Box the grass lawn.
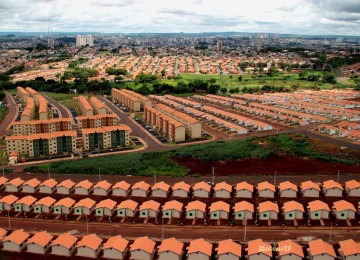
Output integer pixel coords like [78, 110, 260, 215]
[0, 106, 9, 122]
[43, 92, 89, 101]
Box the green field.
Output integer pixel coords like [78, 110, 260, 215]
[0, 106, 9, 122]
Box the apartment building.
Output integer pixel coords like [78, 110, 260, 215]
[89, 96, 109, 115]
[156, 104, 201, 139]
[21, 97, 35, 121]
[6, 131, 77, 157]
[77, 114, 119, 130]
[77, 96, 94, 116]
[144, 105, 185, 142]
[37, 94, 48, 120]
[13, 118, 72, 135]
[17, 86, 29, 102]
[111, 88, 151, 112]
[82, 125, 131, 151]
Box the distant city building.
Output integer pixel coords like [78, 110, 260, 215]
[217, 40, 222, 52]
[76, 35, 94, 47]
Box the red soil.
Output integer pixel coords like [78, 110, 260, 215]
[174, 155, 360, 176]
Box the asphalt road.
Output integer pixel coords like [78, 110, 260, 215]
[41, 93, 71, 119]
[98, 95, 165, 151]
[0, 91, 18, 137]
[0, 217, 358, 242]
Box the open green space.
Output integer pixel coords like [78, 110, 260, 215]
[23, 134, 360, 176]
[0, 106, 9, 122]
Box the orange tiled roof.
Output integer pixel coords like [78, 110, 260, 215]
[193, 181, 211, 192]
[338, 239, 360, 257]
[186, 200, 206, 212]
[139, 200, 160, 211]
[102, 235, 129, 252]
[0, 194, 18, 205]
[132, 181, 150, 191]
[162, 200, 183, 212]
[0, 176, 8, 186]
[308, 200, 330, 212]
[158, 237, 183, 255]
[258, 201, 279, 213]
[345, 180, 360, 190]
[247, 239, 272, 257]
[130, 236, 155, 254]
[323, 179, 344, 190]
[117, 199, 138, 211]
[308, 239, 336, 257]
[34, 196, 56, 207]
[152, 181, 170, 192]
[0, 228, 7, 240]
[40, 179, 58, 189]
[26, 231, 53, 247]
[172, 181, 191, 192]
[76, 234, 102, 250]
[3, 229, 30, 245]
[187, 238, 212, 256]
[51, 233, 77, 249]
[301, 180, 321, 191]
[54, 197, 76, 208]
[217, 239, 241, 257]
[283, 200, 304, 213]
[214, 182, 232, 192]
[94, 180, 112, 190]
[74, 198, 96, 209]
[8, 177, 24, 187]
[235, 182, 254, 192]
[333, 200, 356, 212]
[279, 181, 298, 192]
[258, 181, 276, 192]
[95, 199, 117, 210]
[278, 240, 304, 257]
[57, 179, 75, 189]
[75, 180, 93, 190]
[23, 178, 41, 188]
[234, 201, 254, 213]
[16, 195, 37, 206]
[112, 181, 131, 190]
[209, 201, 230, 213]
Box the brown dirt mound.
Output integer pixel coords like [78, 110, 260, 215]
[174, 155, 360, 176]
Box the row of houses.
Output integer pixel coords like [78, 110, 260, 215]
[1, 229, 359, 260]
[316, 123, 360, 142]
[2, 178, 360, 199]
[111, 88, 151, 112]
[1, 192, 357, 225]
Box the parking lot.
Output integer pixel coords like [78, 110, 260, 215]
[134, 117, 168, 143]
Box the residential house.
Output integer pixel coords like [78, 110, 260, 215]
[26, 231, 53, 255]
[131, 181, 150, 197]
[53, 197, 76, 215]
[158, 237, 184, 260]
[332, 200, 356, 220]
[73, 198, 96, 216]
[2, 229, 30, 252]
[129, 236, 156, 260]
[162, 200, 183, 219]
[235, 182, 253, 198]
[151, 181, 171, 198]
[0, 176, 8, 191]
[39, 179, 58, 194]
[0, 194, 18, 211]
[345, 180, 360, 197]
[301, 181, 321, 197]
[95, 199, 117, 217]
[14, 195, 37, 213]
[112, 181, 131, 197]
[186, 200, 207, 220]
[247, 239, 272, 260]
[116, 199, 138, 218]
[233, 201, 254, 220]
[33, 196, 56, 214]
[282, 201, 305, 220]
[307, 200, 331, 220]
[22, 178, 41, 193]
[257, 181, 276, 198]
[93, 180, 112, 196]
[308, 239, 336, 260]
[217, 239, 242, 260]
[193, 181, 212, 198]
[279, 181, 298, 198]
[323, 180, 344, 197]
[172, 181, 191, 198]
[209, 201, 230, 220]
[0, 228, 7, 244]
[102, 235, 129, 260]
[258, 201, 279, 221]
[187, 238, 213, 260]
[338, 239, 360, 260]
[5, 177, 24, 192]
[277, 239, 304, 260]
[74, 180, 94, 196]
[56, 179, 75, 195]
[76, 234, 103, 258]
[51, 233, 78, 257]
[214, 182, 232, 198]
[139, 200, 160, 219]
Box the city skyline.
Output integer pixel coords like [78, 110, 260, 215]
[0, 0, 360, 36]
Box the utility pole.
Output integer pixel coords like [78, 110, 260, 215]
[98, 167, 101, 182]
[7, 211, 11, 229]
[243, 217, 247, 241]
[274, 171, 277, 186]
[48, 165, 50, 180]
[337, 170, 340, 183]
[2, 166, 4, 177]
[161, 216, 164, 239]
[212, 166, 215, 184]
[328, 223, 333, 243]
[86, 215, 89, 234]
[154, 170, 157, 185]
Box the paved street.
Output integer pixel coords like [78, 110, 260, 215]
[0, 91, 18, 137]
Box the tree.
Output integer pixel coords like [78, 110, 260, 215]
[161, 69, 166, 78]
[238, 75, 242, 82]
[322, 72, 336, 84]
[220, 87, 227, 94]
[209, 78, 216, 84]
[207, 84, 220, 94]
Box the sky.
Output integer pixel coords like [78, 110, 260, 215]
[0, 0, 360, 35]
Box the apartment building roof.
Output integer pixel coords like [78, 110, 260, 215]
[13, 118, 72, 126]
[234, 201, 254, 213]
[89, 96, 107, 110]
[217, 239, 241, 257]
[26, 130, 77, 141]
[102, 235, 129, 252]
[117, 199, 138, 211]
[96, 199, 117, 210]
[333, 200, 356, 212]
[162, 200, 183, 212]
[54, 197, 76, 208]
[158, 237, 183, 256]
[77, 114, 118, 120]
[258, 201, 279, 213]
[130, 236, 156, 254]
[209, 201, 230, 213]
[187, 238, 212, 256]
[78, 96, 93, 112]
[76, 234, 102, 250]
[186, 200, 206, 212]
[3, 229, 30, 245]
[51, 233, 77, 249]
[308, 239, 336, 257]
[283, 200, 305, 212]
[82, 125, 131, 135]
[26, 231, 53, 247]
[308, 200, 330, 212]
[139, 200, 160, 211]
[17, 86, 28, 95]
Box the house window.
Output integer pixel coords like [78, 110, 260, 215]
[189, 213, 193, 217]
[97, 210, 102, 214]
[165, 212, 169, 216]
[262, 213, 267, 218]
[340, 213, 345, 217]
[213, 213, 217, 217]
[142, 212, 146, 216]
[288, 213, 293, 217]
[237, 213, 242, 218]
[314, 213, 319, 217]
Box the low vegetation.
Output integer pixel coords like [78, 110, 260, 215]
[23, 134, 360, 176]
